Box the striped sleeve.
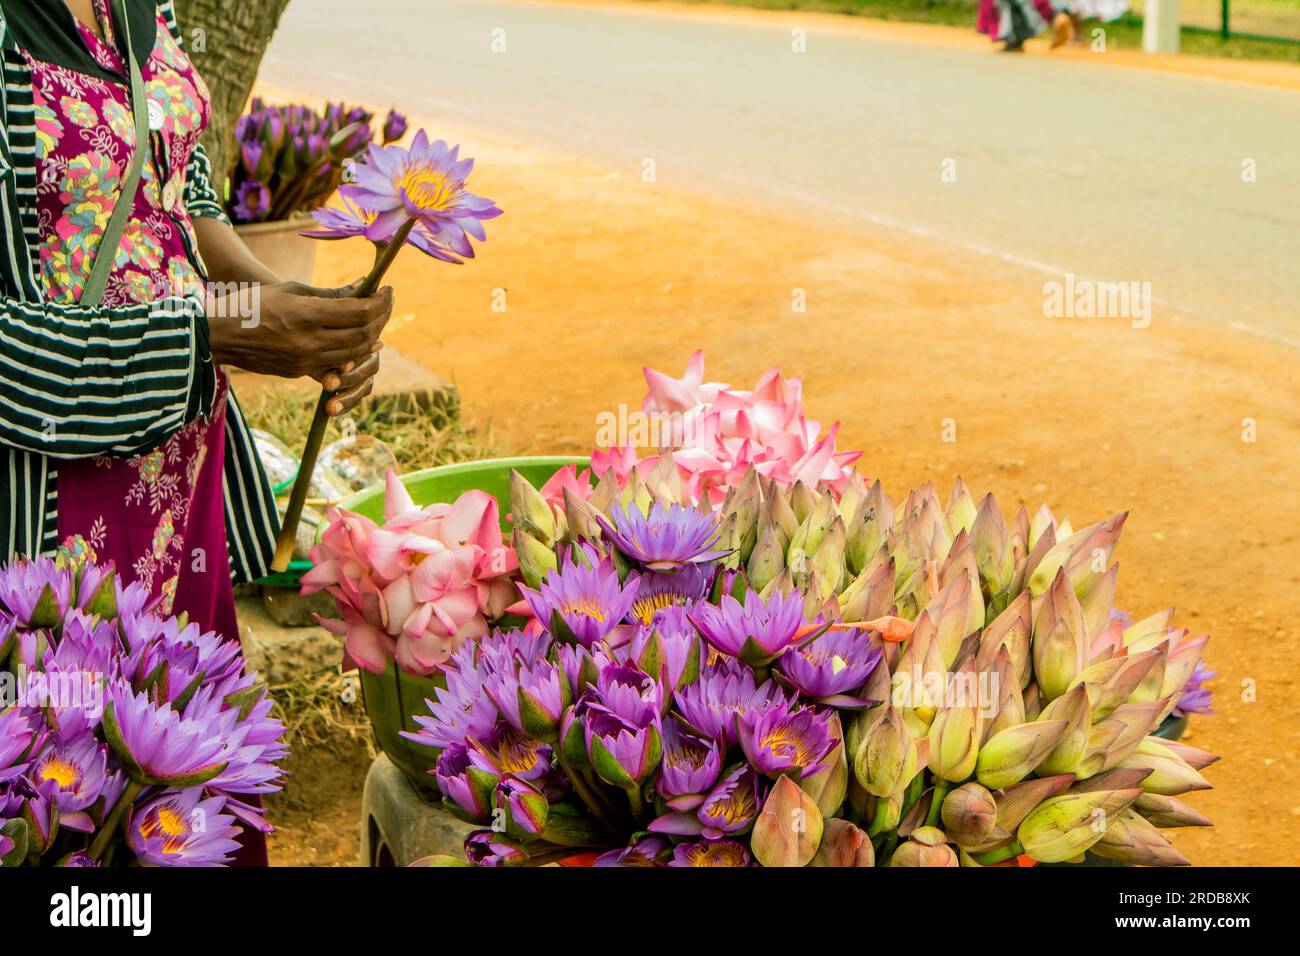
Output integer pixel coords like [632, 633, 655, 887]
[222, 389, 279, 582]
[0, 293, 218, 457]
[183, 141, 230, 224]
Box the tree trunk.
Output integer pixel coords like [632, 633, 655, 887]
[175, 0, 293, 195]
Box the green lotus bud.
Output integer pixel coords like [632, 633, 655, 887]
[800, 713, 848, 818]
[1121, 608, 1175, 653]
[945, 477, 978, 538]
[752, 776, 824, 868]
[1017, 788, 1142, 863]
[838, 558, 895, 623]
[1156, 739, 1219, 771]
[976, 590, 1031, 689]
[845, 492, 886, 577]
[941, 782, 998, 848]
[1117, 742, 1213, 796]
[1093, 700, 1166, 773]
[1133, 793, 1213, 828]
[976, 719, 1068, 790]
[889, 827, 958, 867]
[509, 469, 556, 545]
[994, 774, 1075, 833]
[926, 659, 982, 782]
[1156, 636, 1210, 723]
[1031, 570, 1087, 701]
[1090, 809, 1189, 866]
[854, 706, 914, 798]
[1034, 685, 1091, 776]
[747, 522, 786, 592]
[763, 486, 799, 546]
[790, 481, 818, 525]
[810, 517, 846, 596]
[513, 527, 557, 589]
[809, 818, 874, 867]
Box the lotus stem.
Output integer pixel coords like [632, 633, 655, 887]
[969, 840, 1025, 866]
[88, 778, 143, 862]
[924, 779, 951, 829]
[269, 218, 416, 571]
[625, 785, 644, 821]
[558, 752, 621, 837]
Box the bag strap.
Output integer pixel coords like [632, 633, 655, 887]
[81, 0, 150, 307]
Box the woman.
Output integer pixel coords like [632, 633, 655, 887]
[0, 0, 392, 859]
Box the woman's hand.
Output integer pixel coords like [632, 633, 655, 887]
[207, 281, 392, 411]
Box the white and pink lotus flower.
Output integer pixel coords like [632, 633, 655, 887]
[301, 473, 517, 676]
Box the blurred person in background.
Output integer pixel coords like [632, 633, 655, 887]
[978, 0, 1076, 50]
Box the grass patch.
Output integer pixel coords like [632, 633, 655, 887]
[242, 387, 500, 475]
[266, 666, 373, 751]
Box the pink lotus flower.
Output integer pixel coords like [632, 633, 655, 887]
[304, 471, 519, 676]
[595, 352, 863, 506]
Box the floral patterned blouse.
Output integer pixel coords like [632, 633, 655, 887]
[28, 0, 208, 306]
[25, 0, 236, 632]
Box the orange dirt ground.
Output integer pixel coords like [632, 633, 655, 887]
[257, 36, 1300, 864]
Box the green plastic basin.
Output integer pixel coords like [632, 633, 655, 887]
[342, 456, 588, 791]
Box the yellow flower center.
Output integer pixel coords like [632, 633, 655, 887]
[140, 804, 191, 855]
[761, 726, 817, 767]
[39, 756, 80, 789]
[560, 597, 606, 622]
[688, 842, 747, 866]
[400, 163, 459, 212]
[630, 591, 679, 624]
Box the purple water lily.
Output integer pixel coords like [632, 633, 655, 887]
[594, 835, 671, 867]
[596, 502, 729, 572]
[649, 764, 765, 838]
[626, 614, 702, 697]
[669, 839, 753, 867]
[485, 657, 568, 739]
[657, 717, 723, 810]
[739, 699, 838, 779]
[464, 829, 526, 867]
[0, 709, 37, 785]
[674, 658, 789, 746]
[126, 789, 243, 867]
[434, 744, 495, 820]
[102, 683, 228, 787]
[382, 109, 409, 144]
[343, 131, 502, 262]
[30, 735, 108, 830]
[777, 626, 882, 706]
[232, 180, 272, 223]
[690, 587, 805, 666]
[404, 642, 500, 751]
[0, 557, 71, 628]
[519, 545, 640, 648]
[626, 566, 713, 628]
[1175, 661, 1216, 717]
[585, 709, 661, 789]
[468, 721, 553, 784]
[595, 660, 662, 727]
[495, 775, 548, 837]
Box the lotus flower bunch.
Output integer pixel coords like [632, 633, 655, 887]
[402, 466, 1215, 867]
[227, 98, 408, 224]
[302, 471, 520, 676]
[545, 352, 862, 512]
[0, 556, 287, 868]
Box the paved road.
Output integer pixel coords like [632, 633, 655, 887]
[262, 0, 1300, 341]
